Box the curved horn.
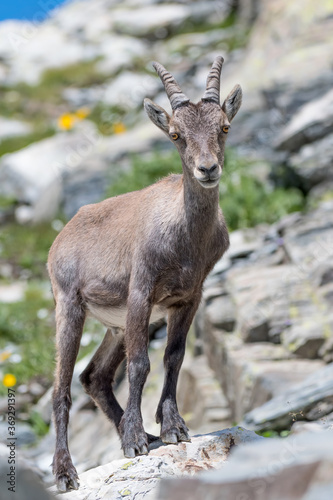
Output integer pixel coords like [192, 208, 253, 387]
[152, 61, 190, 110]
[202, 56, 224, 104]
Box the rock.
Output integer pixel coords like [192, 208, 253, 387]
[109, 2, 229, 38]
[102, 71, 159, 108]
[95, 35, 148, 75]
[0, 117, 32, 140]
[159, 430, 333, 500]
[204, 331, 323, 423]
[288, 133, 333, 190]
[282, 206, 333, 273]
[32, 387, 53, 425]
[0, 120, 166, 222]
[307, 182, 333, 209]
[242, 362, 333, 431]
[177, 355, 231, 431]
[0, 124, 101, 222]
[275, 89, 333, 152]
[222, 0, 333, 94]
[0, 421, 36, 447]
[310, 257, 333, 287]
[226, 264, 298, 343]
[205, 295, 236, 332]
[1, 21, 97, 85]
[282, 318, 330, 359]
[48, 427, 262, 499]
[0, 455, 52, 500]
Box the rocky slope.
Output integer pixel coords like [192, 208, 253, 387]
[1, 1, 333, 499]
[0, 0, 332, 221]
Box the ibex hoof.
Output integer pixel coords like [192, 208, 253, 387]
[161, 431, 178, 444]
[161, 426, 191, 444]
[124, 444, 148, 458]
[56, 473, 79, 492]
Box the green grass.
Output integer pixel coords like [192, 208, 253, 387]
[0, 220, 106, 396]
[255, 429, 290, 438]
[0, 127, 55, 158]
[12, 59, 106, 107]
[221, 149, 304, 230]
[107, 149, 182, 198]
[0, 283, 55, 395]
[0, 221, 59, 279]
[0, 195, 16, 209]
[88, 104, 127, 135]
[106, 148, 305, 231]
[28, 410, 50, 437]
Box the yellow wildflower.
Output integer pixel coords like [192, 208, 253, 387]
[3, 373, 16, 387]
[113, 122, 126, 135]
[75, 107, 90, 120]
[58, 113, 76, 131]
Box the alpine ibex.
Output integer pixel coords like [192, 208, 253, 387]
[48, 56, 242, 492]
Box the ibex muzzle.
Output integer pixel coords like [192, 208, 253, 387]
[48, 56, 242, 492]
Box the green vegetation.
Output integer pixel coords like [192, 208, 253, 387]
[0, 220, 105, 395]
[168, 10, 250, 51]
[221, 149, 304, 230]
[0, 195, 16, 209]
[0, 58, 106, 150]
[88, 104, 127, 135]
[0, 221, 59, 279]
[0, 284, 55, 395]
[106, 148, 305, 231]
[107, 149, 182, 197]
[0, 127, 55, 158]
[28, 410, 50, 438]
[256, 429, 290, 438]
[12, 59, 106, 107]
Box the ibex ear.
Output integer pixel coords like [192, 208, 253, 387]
[222, 84, 242, 122]
[144, 98, 170, 133]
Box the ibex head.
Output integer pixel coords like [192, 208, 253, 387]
[144, 56, 242, 189]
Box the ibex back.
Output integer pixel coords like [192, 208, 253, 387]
[48, 56, 242, 492]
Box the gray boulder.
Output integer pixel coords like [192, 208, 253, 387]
[288, 133, 333, 189]
[159, 430, 333, 500]
[275, 89, 333, 152]
[242, 362, 333, 431]
[48, 427, 262, 499]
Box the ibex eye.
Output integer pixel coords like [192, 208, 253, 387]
[171, 133, 179, 140]
[222, 126, 229, 133]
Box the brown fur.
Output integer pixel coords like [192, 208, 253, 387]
[48, 58, 242, 492]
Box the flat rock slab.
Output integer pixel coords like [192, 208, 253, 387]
[48, 428, 261, 499]
[159, 430, 333, 500]
[242, 362, 333, 431]
[275, 88, 333, 152]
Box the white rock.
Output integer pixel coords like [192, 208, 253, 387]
[0, 20, 34, 62]
[102, 71, 159, 108]
[0, 117, 32, 140]
[0, 282, 26, 303]
[275, 88, 333, 152]
[111, 4, 189, 36]
[0, 122, 102, 223]
[49, 427, 262, 499]
[96, 35, 147, 75]
[1, 22, 97, 85]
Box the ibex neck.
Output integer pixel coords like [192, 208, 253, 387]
[181, 164, 220, 230]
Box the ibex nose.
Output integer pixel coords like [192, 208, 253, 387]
[197, 164, 218, 177]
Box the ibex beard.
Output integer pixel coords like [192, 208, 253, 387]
[48, 56, 242, 492]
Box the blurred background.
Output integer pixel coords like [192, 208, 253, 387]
[0, 0, 333, 490]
